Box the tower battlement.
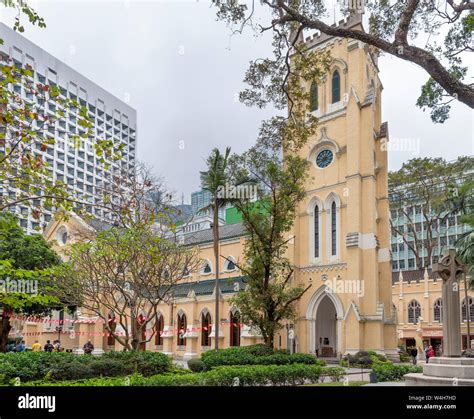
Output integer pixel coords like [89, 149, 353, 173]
[301, 12, 364, 50]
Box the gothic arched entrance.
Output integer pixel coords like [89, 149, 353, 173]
[306, 286, 344, 358]
[315, 295, 337, 357]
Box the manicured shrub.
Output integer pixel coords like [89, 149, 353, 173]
[371, 363, 422, 382]
[101, 351, 172, 376]
[244, 344, 274, 357]
[50, 361, 93, 381]
[284, 353, 325, 365]
[89, 359, 133, 377]
[148, 364, 332, 387]
[18, 365, 340, 387]
[187, 358, 206, 373]
[201, 345, 325, 369]
[0, 350, 171, 382]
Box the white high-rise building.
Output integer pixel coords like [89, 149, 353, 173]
[0, 23, 137, 233]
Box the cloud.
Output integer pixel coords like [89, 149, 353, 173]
[2, 1, 472, 200]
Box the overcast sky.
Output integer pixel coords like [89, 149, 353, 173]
[1, 1, 472, 202]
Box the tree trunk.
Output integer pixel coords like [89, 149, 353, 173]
[265, 334, 274, 349]
[0, 309, 12, 352]
[213, 200, 220, 350]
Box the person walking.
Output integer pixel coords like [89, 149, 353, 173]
[428, 345, 435, 361]
[31, 340, 41, 352]
[410, 347, 418, 365]
[424, 344, 430, 364]
[83, 340, 94, 355]
[53, 340, 61, 352]
[43, 340, 53, 353]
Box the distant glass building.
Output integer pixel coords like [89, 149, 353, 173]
[0, 23, 137, 233]
[389, 165, 473, 271]
[191, 189, 227, 220]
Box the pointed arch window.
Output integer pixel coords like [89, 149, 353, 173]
[177, 313, 187, 347]
[310, 82, 318, 112]
[314, 205, 320, 258]
[331, 201, 337, 256]
[201, 312, 212, 347]
[225, 258, 236, 272]
[230, 310, 241, 347]
[202, 261, 212, 274]
[155, 313, 164, 346]
[433, 299, 442, 323]
[408, 300, 421, 324]
[462, 297, 474, 322]
[331, 70, 341, 103]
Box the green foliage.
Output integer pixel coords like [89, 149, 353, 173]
[187, 358, 206, 373]
[102, 351, 172, 376]
[0, 5, 121, 217]
[399, 351, 411, 363]
[0, 351, 171, 383]
[389, 156, 474, 270]
[229, 142, 312, 346]
[199, 147, 234, 211]
[199, 146, 235, 350]
[371, 363, 423, 382]
[0, 212, 62, 350]
[49, 361, 94, 381]
[238, 343, 274, 356]
[0, 212, 60, 269]
[212, 1, 473, 122]
[200, 345, 325, 369]
[323, 366, 346, 383]
[55, 225, 198, 351]
[341, 351, 390, 368]
[18, 364, 343, 387]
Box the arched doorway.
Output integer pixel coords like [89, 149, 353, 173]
[306, 286, 344, 358]
[315, 295, 337, 358]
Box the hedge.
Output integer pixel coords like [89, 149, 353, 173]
[0, 351, 171, 383]
[371, 363, 423, 382]
[201, 345, 325, 369]
[19, 365, 345, 387]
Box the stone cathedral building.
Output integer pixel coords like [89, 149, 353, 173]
[20, 15, 398, 360]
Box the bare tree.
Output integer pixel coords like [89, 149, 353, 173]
[93, 162, 176, 230]
[57, 226, 198, 351]
[54, 166, 199, 350]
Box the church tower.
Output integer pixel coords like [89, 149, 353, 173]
[289, 14, 398, 359]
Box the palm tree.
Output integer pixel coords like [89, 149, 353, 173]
[199, 147, 232, 350]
